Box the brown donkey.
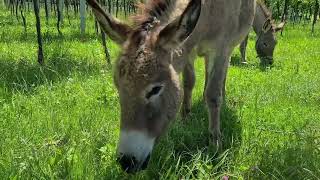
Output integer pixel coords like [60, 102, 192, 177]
[86, 0, 255, 173]
[240, 1, 285, 65]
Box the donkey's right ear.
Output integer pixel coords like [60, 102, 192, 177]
[86, 0, 132, 44]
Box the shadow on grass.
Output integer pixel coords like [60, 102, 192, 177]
[0, 54, 106, 96]
[230, 54, 259, 69]
[0, 29, 100, 44]
[177, 98, 241, 151]
[230, 54, 274, 72]
[230, 54, 247, 67]
[143, 98, 242, 178]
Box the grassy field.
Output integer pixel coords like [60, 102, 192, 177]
[1, 6, 320, 179]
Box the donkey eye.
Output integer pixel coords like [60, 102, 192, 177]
[263, 43, 268, 47]
[146, 86, 163, 99]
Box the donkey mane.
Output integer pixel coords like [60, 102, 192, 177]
[123, 0, 189, 57]
[134, 0, 173, 25]
[256, 0, 272, 19]
[132, 0, 188, 31]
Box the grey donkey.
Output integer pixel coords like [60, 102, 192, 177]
[240, 0, 285, 65]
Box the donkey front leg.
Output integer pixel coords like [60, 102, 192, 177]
[205, 51, 230, 148]
[181, 51, 197, 120]
[240, 35, 249, 63]
[204, 54, 227, 101]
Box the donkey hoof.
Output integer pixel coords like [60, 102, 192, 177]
[210, 131, 222, 152]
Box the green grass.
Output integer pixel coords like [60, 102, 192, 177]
[1, 5, 320, 180]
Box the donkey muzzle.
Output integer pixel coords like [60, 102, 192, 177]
[117, 130, 155, 173]
[117, 154, 150, 173]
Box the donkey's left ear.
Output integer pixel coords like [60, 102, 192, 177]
[156, 0, 201, 49]
[274, 22, 286, 32]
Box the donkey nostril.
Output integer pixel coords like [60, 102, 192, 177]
[117, 155, 137, 173]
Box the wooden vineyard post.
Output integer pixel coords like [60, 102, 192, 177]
[33, 0, 44, 65]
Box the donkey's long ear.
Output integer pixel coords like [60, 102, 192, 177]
[262, 18, 272, 33]
[86, 0, 132, 44]
[274, 21, 286, 32]
[156, 0, 201, 49]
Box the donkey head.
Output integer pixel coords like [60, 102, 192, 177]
[256, 19, 285, 65]
[87, 0, 201, 173]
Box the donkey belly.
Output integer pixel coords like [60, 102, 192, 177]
[196, 0, 256, 51]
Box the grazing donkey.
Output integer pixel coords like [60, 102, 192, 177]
[240, 1, 285, 65]
[181, 1, 286, 116]
[87, 0, 255, 173]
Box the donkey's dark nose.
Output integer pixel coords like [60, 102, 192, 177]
[117, 154, 137, 173]
[269, 60, 274, 65]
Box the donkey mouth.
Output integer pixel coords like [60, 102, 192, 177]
[257, 55, 274, 65]
[117, 154, 151, 173]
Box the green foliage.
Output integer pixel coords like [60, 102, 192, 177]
[1, 5, 320, 180]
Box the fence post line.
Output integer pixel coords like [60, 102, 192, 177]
[80, 0, 86, 35]
[33, 0, 44, 65]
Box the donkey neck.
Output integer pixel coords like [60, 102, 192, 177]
[253, 2, 270, 34]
